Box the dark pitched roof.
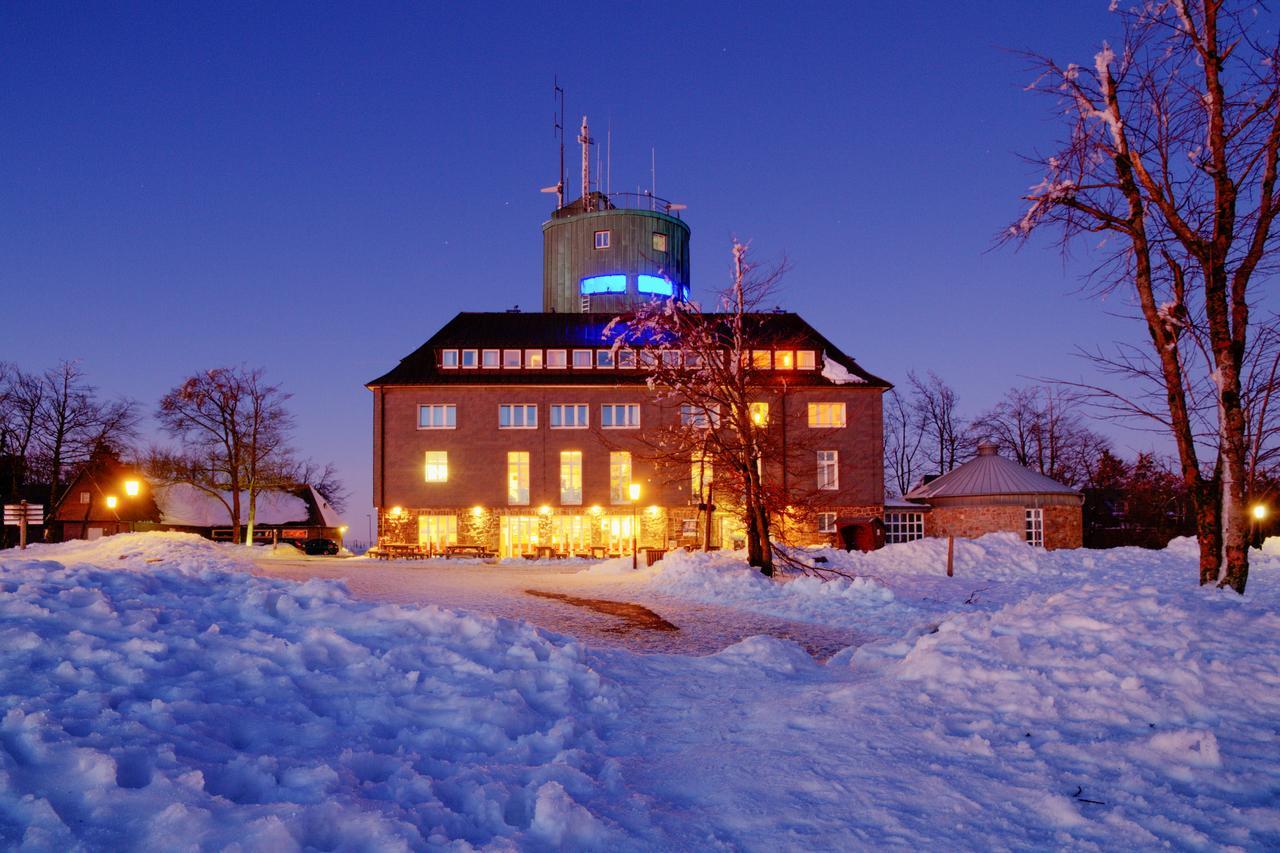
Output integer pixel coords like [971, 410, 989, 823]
[367, 311, 891, 388]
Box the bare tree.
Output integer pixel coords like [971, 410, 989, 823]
[1009, 1, 1280, 592]
[608, 242, 814, 577]
[909, 371, 970, 475]
[884, 389, 923, 497]
[154, 367, 293, 544]
[972, 385, 1111, 489]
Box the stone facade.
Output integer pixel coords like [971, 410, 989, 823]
[923, 502, 1083, 550]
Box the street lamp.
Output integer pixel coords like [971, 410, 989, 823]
[123, 479, 140, 497]
[1252, 504, 1268, 521]
[629, 482, 641, 570]
[105, 495, 118, 510]
[338, 525, 348, 552]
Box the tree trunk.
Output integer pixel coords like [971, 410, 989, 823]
[1193, 476, 1223, 586]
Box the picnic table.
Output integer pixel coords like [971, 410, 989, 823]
[444, 544, 497, 559]
[372, 544, 429, 560]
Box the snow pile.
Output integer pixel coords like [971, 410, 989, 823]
[641, 548, 897, 627]
[0, 536, 630, 849]
[820, 353, 865, 385]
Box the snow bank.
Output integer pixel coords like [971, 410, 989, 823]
[0, 535, 627, 849]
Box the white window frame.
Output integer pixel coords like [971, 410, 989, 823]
[808, 402, 848, 428]
[560, 451, 583, 506]
[424, 451, 448, 483]
[417, 404, 457, 430]
[885, 512, 925, 544]
[507, 452, 530, 506]
[499, 403, 538, 429]
[525, 349, 543, 369]
[550, 403, 589, 429]
[817, 512, 837, 534]
[797, 350, 816, 370]
[596, 349, 615, 369]
[546, 349, 568, 369]
[617, 348, 636, 369]
[594, 229, 611, 249]
[1025, 508, 1045, 548]
[482, 349, 500, 369]
[502, 349, 522, 369]
[610, 451, 632, 505]
[817, 450, 839, 491]
[441, 349, 459, 369]
[601, 403, 640, 429]
[572, 349, 594, 369]
[680, 404, 720, 428]
[461, 349, 478, 369]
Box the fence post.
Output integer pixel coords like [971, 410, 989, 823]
[946, 535, 954, 577]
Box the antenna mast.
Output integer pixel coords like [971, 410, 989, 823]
[578, 115, 593, 212]
[554, 80, 565, 209]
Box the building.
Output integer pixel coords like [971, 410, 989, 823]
[902, 442, 1084, 549]
[369, 125, 889, 557]
[51, 450, 344, 545]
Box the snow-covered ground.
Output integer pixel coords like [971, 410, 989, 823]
[2, 532, 1278, 849]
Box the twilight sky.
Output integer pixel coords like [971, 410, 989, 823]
[1, 2, 1214, 534]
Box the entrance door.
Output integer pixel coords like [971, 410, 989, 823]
[499, 516, 539, 558]
[601, 515, 635, 555]
[87, 527, 104, 541]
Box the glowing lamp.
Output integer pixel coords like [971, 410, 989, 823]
[1253, 504, 1268, 521]
[471, 506, 485, 517]
[389, 506, 404, 519]
[339, 525, 348, 534]
[629, 483, 641, 502]
[124, 479, 140, 497]
[589, 505, 602, 516]
[105, 495, 118, 509]
[539, 505, 552, 516]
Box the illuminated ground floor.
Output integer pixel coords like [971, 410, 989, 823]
[377, 504, 884, 558]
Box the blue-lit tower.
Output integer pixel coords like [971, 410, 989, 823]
[541, 116, 691, 313]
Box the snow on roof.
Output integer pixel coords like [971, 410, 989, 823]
[884, 496, 930, 510]
[821, 353, 865, 385]
[905, 443, 1079, 501]
[306, 485, 344, 528]
[153, 484, 311, 527]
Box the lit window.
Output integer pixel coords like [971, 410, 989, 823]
[681, 518, 698, 537]
[551, 404, 589, 428]
[596, 349, 615, 369]
[581, 274, 626, 294]
[594, 230, 611, 249]
[424, 451, 448, 483]
[441, 350, 459, 369]
[560, 451, 583, 505]
[885, 512, 924, 544]
[547, 349, 567, 369]
[1025, 508, 1044, 548]
[818, 512, 837, 534]
[601, 403, 640, 429]
[79, 492, 91, 504]
[681, 404, 720, 428]
[749, 402, 770, 426]
[691, 453, 713, 500]
[775, 351, 794, 370]
[797, 351, 816, 370]
[503, 349, 522, 369]
[808, 403, 847, 428]
[461, 349, 478, 369]
[652, 232, 668, 251]
[482, 349, 500, 368]
[752, 350, 772, 369]
[499, 404, 538, 429]
[418, 404, 457, 429]
[617, 349, 636, 368]
[610, 452, 632, 504]
[508, 452, 530, 505]
[525, 349, 543, 369]
[638, 274, 674, 296]
[418, 515, 458, 549]
[661, 349, 681, 368]
[573, 349, 593, 369]
[817, 450, 839, 490]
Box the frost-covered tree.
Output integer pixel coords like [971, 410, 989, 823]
[1009, 0, 1280, 592]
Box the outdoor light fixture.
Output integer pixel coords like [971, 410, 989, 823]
[389, 506, 404, 519]
[539, 505, 552, 516]
[124, 479, 140, 497]
[1253, 504, 1268, 521]
[105, 495, 118, 509]
[471, 506, 485, 517]
[628, 483, 641, 570]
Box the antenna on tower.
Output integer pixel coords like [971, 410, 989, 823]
[540, 79, 566, 209]
[606, 118, 612, 197]
[578, 115, 593, 212]
[651, 147, 657, 198]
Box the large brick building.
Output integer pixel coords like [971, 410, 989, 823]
[368, 311, 888, 557]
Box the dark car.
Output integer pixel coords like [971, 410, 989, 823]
[298, 538, 339, 556]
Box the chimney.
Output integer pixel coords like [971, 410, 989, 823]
[977, 441, 999, 457]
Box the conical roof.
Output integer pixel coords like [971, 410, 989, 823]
[905, 443, 1079, 500]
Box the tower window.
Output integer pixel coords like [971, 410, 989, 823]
[594, 230, 611, 249]
[637, 274, 674, 296]
[652, 232, 668, 252]
[581, 274, 626, 295]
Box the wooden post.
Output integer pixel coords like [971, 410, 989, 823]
[19, 500, 28, 550]
[946, 535, 954, 577]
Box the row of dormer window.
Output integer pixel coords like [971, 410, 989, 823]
[416, 401, 847, 430]
[439, 348, 819, 371]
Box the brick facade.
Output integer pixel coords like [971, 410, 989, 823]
[923, 502, 1083, 550]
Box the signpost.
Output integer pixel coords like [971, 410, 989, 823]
[3, 501, 45, 550]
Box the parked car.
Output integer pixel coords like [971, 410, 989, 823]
[296, 538, 338, 556]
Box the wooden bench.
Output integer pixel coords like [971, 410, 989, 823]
[372, 544, 430, 561]
[444, 544, 497, 559]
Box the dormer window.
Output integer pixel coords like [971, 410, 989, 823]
[503, 349, 521, 369]
[572, 349, 593, 369]
[525, 349, 543, 369]
[594, 230, 611, 249]
[797, 350, 816, 370]
[441, 350, 459, 369]
[596, 349, 614, 369]
[461, 349, 478, 369]
[752, 350, 772, 369]
[547, 349, 567, 369]
[482, 349, 500, 369]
